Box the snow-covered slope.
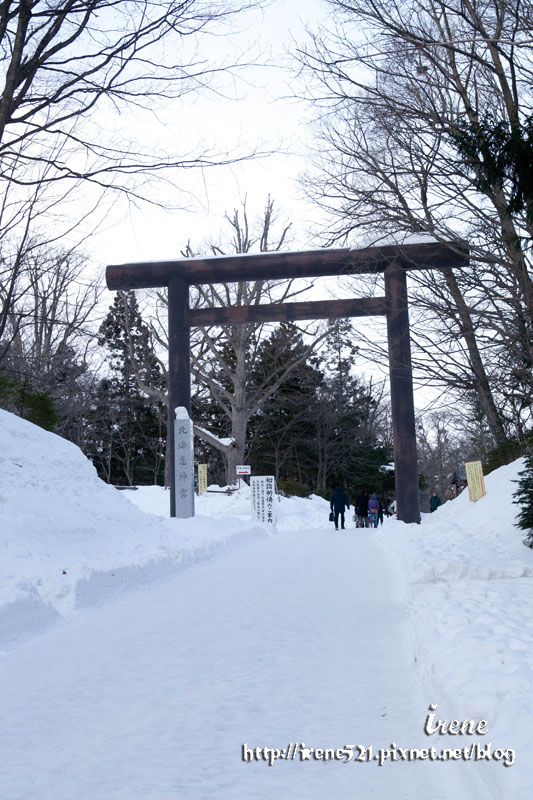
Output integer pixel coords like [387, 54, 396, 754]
[0, 409, 267, 640]
[375, 462, 533, 799]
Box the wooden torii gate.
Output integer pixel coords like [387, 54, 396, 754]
[106, 240, 468, 523]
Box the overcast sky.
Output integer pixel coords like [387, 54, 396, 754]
[87, 0, 428, 404]
[86, 0, 330, 269]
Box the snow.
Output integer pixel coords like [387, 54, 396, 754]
[353, 231, 443, 249]
[1, 408, 532, 798]
[128, 483, 333, 533]
[120, 247, 332, 267]
[194, 425, 234, 449]
[0, 409, 267, 628]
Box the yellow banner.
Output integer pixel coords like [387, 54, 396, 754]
[464, 460, 486, 501]
[198, 463, 207, 495]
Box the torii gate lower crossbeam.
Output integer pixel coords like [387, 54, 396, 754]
[106, 241, 469, 524]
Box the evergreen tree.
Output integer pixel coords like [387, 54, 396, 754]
[453, 114, 533, 229]
[92, 291, 166, 485]
[311, 319, 392, 493]
[513, 448, 533, 544]
[242, 318, 392, 496]
[0, 364, 58, 431]
[14, 381, 58, 431]
[246, 324, 323, 485]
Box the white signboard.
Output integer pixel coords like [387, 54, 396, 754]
[236, 465, 251, 475]
[251, 476, 276, 526]
[173, 406, 194, 518]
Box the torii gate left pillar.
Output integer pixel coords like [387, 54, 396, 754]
[168, 276, 191, 517]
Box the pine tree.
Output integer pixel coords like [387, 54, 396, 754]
[246, 323, 323, 486]
[14, 381, 58, 431]
[513, 449, 533, 544]
[243, 319, 392, 496]
[93, 291, 166, 485]
[311, 319, 392, 493]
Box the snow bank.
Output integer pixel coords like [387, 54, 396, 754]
[375, 460, 533, 798]
[0, 410, 266, 645]
[126, 483, 331, 532]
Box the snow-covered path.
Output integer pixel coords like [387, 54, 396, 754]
[0, 528, 476, 799]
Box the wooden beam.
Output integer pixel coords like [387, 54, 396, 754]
[106, 241, 469, 290]
[188, 296, 386, 326]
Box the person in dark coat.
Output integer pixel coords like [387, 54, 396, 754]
[355, 489, 369, 528]
[330, 485, 350, 530]
[429, 491, 442, 513]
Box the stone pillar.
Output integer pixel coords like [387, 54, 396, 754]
[172, 406, 195, 518]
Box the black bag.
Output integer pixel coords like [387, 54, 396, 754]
[329, 511, 335, 522]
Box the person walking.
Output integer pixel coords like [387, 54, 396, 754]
[330, 485, 350, 530]
[429, 491, 442, 513]
[355, 489, 369, 528]
[368, 492, 380, 528]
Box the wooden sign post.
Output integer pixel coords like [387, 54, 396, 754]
[106, 241, 468, 523]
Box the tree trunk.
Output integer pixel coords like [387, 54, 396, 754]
[444, 270, 508, 445]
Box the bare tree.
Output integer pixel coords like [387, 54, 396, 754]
[0, 0, 263, 192]
[5, 246, 101, 385]
[0, 0, 270, 451]
[296, 0, 533, 442]
[135, 197, 329, 484]
[0, 244, 103, 439]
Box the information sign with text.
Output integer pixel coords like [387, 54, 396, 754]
[465, 460, 486, 502]
[198, 463, 207, 494]
[251, 476, 276, 525]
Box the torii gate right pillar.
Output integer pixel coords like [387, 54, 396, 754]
[385, 263, 421, 524]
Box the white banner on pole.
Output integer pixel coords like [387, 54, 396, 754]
[250, 476, 276, 525]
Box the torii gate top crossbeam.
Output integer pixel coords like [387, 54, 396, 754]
[106, 241, 468, 291]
